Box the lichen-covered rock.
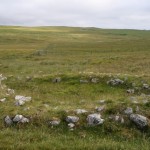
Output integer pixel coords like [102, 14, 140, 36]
[4, 116, 13, 126]
[124, 107, 133, 115]
[87, 113, 104, 126]
[130, 114, 148, 129]
[66, 116, 79, 123]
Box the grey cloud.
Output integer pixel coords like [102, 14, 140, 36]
[0, 0, 150, 29]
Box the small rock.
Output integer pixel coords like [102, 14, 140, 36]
[143, 84, 149, 89]
[15, 95, 31, 106]
[87, 113, 104, 126]
[49, 120, 60, 126]
[124, 107, 133, 115]
[91, 78, 99, 83]
[107, 78, 124, 86]
[12, 115, 29, 123]
[95, 106, 105, 112]
[130, 114, 148, 129]
[4, 116, 13, 126]
[136, 106, 140, 112]
[143, 99, 149, 104]
[13, 115, 24, 122]
[80, 79, 88, 83]
[98, 100, 106, 104]
[120, 117, 125, 124]
[0, 98, 6, 102]
[15, 100, 25, 106]
[68, 123, 75, 128]
[66, 116, 79, 123]
[7, 89, 15, 95]
[115, 115, 120, 121]
[52, 77, 61, 83]
[15, 95, 31, 102]
[75, 109, 88, 114]
[127, 89, 135, 94]
[20, 117, 29, 123]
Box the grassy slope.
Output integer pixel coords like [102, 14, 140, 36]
[0, 26, 150, 150]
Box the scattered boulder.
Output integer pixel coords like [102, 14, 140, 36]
[107, 78, 124, 86]
[66, 116, 79, 123]
[75, 109, 88, 114]
[130, 114, 149, 129]
[87, 113, 104, 126]
[109, 115, 124, 124]
[4, 116, 13, 126]
[124, 107, 133, 115]
[52, 77, 61, 83]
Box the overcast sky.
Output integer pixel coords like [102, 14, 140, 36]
[0, 0, 150, 29]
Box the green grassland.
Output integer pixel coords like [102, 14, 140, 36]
[0, 26, 150, 150]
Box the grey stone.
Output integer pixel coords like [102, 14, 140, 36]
[98, 100, 106, 104]
[13, 115, 29, 123]
[0, 98, 6, 102]
[49, 120, 60, 126]
[124, 107, 133, 115]
[130, 114, 148, 129]
[7, 89, 15, 95]
[15, 95, 31, 106]
[52, 77, 61, 83]
[13, 115, 24, 122]
[68, 123, 75, 128]
[95, 106, 105, 112]
[127, 89, 135, 94]
[143, 84, 149, 89]
[91, 78, 99, 83]
[75, 109, 88, 114]
[20, 117, 29, 123]
[87, 113, 104, 126]
[80, 79, 88, 83]
[107, 78, 124, 86]
[66, 116, 79, 123]
[4, 116, 13, 125]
